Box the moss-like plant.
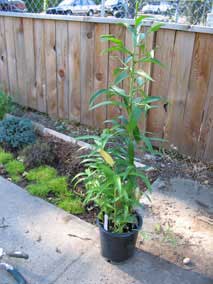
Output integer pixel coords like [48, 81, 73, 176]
[27, 176, 68, 197]
[5, 160, 25, 176]
[0, 149, 13, 164]
[57, 198, 84, 215]
[5, 160, 25, 182]
[26, 166, 57, 183]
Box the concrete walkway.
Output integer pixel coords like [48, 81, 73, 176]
[0, 176, 212, 284]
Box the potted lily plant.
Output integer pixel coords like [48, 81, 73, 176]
[74, 5, 163, 262]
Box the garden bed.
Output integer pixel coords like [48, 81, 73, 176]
[11, 104, 213, 187]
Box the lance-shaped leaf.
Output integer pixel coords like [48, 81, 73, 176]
[114, 70, 129, 85]
[148, 22, 164, 33]
[135, 70, 154, 81]
[89, 88, 109, 106]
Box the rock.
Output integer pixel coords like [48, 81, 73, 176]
[183, 257, 191, 265]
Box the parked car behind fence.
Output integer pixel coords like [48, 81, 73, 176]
[46, 0, 100, 16]
[0, 0, 26, 12]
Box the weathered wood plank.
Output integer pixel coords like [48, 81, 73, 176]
[93, 23, 109, 128]
[0, 17, 9, 93]
[200, 67, 213, 162]
[44, 20, 57, 118]
[23, 18, 37, 109]
[34, 19, 46, 112]
[147, 29, 176, 141]
[13, 17, 27, 106]
[56, 21, 69, 119]
[80, 22, 95, 126]
[164, 31, 195, 150]
[68, 21, 81, 122]
[4, 17, 18, 98]
[181, 33, 213, 157]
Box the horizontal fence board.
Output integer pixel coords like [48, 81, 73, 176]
[0, 15, 213, 162]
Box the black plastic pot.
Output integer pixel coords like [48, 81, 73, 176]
[97, 213, 143, 262]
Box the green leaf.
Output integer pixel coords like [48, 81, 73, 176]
[101, 35, 123, 46]
[148, 22, 164, 33]
[135, 70, 154, 81]
[89, 89, 108, 106]
[110, 86, 127, 98]
[114, 71, 129, 85]
[141, 96, 161, 104]
[102, 46, 132, 55]
[135, 15, 150, 27]
[90, 100, 125, 111]
[139, 57, 164, 67]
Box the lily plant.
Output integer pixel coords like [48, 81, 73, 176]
[74, 5, 163, 233]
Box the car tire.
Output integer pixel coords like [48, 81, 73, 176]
[66, 10, 72, 15]
[87, 10, 94, 16]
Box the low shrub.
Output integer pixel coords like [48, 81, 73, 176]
[20, 141, 56, 168]
[57, 198, 84, 214]
[27, 176, 68, 197]
[0, 117, 36, 149]
[5, 160, 25, 182]
[26, 166, 57, 182]
[0, 148, 13, 164]
[0, 90, 12, 119]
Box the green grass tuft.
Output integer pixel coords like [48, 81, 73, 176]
[0, 149, 13, 164]
[5, 160, 25, 176]
[10, 175, 22, 183]
[27, 176, 68, 197]
[26, 166, 57, 182]
[27, 183, 51, 197]
[57, 198, 84, 215]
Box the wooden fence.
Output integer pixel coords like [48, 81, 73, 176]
[0, 13, 212, 162]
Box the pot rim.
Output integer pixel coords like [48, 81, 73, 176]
[97, 212, 143, 238]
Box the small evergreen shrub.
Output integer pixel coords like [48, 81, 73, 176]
[26, 166, 57, 182]
[5, 160, 25, 182]
[57, 198, 84, 214]
[0, 117, 36, 149]
[20, 141, 56, 168]
[0, 148, 13, 164]
[0, 90, 12, 119]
